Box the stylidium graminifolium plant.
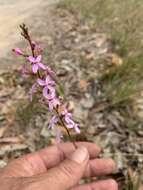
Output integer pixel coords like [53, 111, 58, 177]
[13, 24, 80, 146]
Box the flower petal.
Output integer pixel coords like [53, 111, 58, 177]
[66, 123, 74, 129]
[65, 115, 74, 125]
[38, 62, 47, 70]
[48, 86, 56, 99]
[32, 64, 39, 74]
[74, 124, 80, 134]
[28, 83, 37, 101]
[46, 67, 55, 75]
[45, 75, 51, 85]
[13, 48, 23, 56]
[48, 98, 60, 110]
[45, 75, 55, 86]
[28, 56, 36, 63]
[43, 86, 56, 100]
[36, 55, 42, 62]
[37, 78, 45, 86]
[49, 116, 58, 129]
[43, 86, 49, 99]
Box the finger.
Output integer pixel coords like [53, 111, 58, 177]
[85, 158, 117, 177]
[3, 157, 116, 179]
[39, 141, 101, 161]
[37, 142, 101, 168]
[71, 179, 118, 190]
[3, 142, 101, 177]
[25, 147, 90, 190]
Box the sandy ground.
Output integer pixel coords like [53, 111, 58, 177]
[0, 0, 58, 69]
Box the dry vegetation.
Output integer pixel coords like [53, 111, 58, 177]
[59, 0, 143, 107]
[58, 0, 143, 189]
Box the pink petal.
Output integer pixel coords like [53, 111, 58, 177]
[28, 56, 36, 63]
[55, 98, 60, 106]
[55, 128, 63, 143]
[45, 75, 51, 85]
[48, 98, 60, 111]
[32, 64, 39, 74]
[36, 55, 42, 62]
[43, 86, 56, 100]
[45, 75, 55, 86]
[48, 101, 54, 110]
[49, 116, 58, 129]
[28, 83, 37, 101]
[36, 45, 43, 53]
[43, 86, 49, 98]
[65, 115, 74, 125]
[74, 124, 80, 134]
[13, 48, 23, 56]
[66, 123, 74, 129]
[48, 86, 56, 99]
[31, 83, 37, 93]
[37, 78, 45, 86]
[46, 67, 55, 75]
[38, 62, 47, 70]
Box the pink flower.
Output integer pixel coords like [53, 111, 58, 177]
[49, 116, 62, 143]
[13, 34, 80, 142]
[62, 108, 80, 134]
[13, 48, 23, 56]
[28, 83, 38, 101]
[46, 66, 55, 76]
[43, 85, 56, 100]
[37, 76, 56, 100]
[28, 55, 46, 74]
[49, 115, 58, 129]
[37, 75, 55, 86]
[73, 124, 80, 134]
[48, 97, 60, 110]
[28, 55, 42, 63]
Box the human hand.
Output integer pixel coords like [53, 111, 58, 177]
[0, 142, 118, 190]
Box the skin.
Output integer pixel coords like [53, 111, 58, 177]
[0, 142, 118, 190]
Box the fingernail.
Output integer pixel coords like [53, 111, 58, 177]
[70, 146, 89, 164]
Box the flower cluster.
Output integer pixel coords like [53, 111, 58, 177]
[13, 27, 80, 143]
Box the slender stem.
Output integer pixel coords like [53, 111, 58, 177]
[54, 108, 77, 149]
[20, 24, 76, 149]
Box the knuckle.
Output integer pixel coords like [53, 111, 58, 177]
[58, 162, 77, 179]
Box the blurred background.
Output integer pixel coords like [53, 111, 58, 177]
[0, 0, 143, 189]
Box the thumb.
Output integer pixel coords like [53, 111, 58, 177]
[35, 146, 89, 190]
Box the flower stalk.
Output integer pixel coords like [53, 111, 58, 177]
[13, 24, 80, 148]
